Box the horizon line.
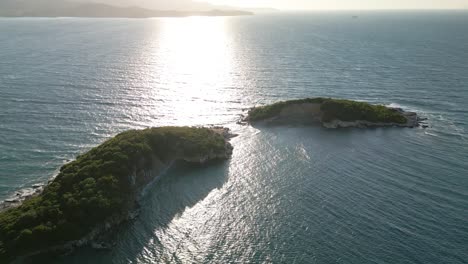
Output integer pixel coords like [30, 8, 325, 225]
[267, 8, 468, 11]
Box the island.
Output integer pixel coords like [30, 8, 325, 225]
[243, 98, 421, 128]
[0, 0, 253, 18]
[0, 126, 234, 262]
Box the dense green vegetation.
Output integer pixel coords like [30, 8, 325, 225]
[247, 98, 326, 121]
[320, 99, 407, 123]
[247, 98, 407, 124]
[0, 127, 228, 261]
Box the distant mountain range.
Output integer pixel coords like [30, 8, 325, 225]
[67, 0, 234, 12]
[0, 0, 255, 18]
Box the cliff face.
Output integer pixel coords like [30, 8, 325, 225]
[0, 127, 234, 262]
[132, 128, 234, 197]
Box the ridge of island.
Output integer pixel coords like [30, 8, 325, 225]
[243, 98, 421, 128]
[0, 126, 234, 262]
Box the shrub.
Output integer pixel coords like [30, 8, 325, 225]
[320, 99, 406, 123]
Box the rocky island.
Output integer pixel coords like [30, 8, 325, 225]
[0, 126, 234, 262]
[243, 98, 422, 128]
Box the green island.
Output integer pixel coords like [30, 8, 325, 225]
[0, 126, 233, 262]
[245, 98, 419, 128]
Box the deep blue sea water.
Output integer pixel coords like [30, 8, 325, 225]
[1, 11, 468, 263]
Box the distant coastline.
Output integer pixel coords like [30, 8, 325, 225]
[0, 1, 254, 18]
[0, 10, 254, 18]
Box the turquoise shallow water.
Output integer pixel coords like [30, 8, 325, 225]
[1, 12, 468, 263]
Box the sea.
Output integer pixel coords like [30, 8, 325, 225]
[0, 11, 467, 264]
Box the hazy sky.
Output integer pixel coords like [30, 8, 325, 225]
[203, 0, 468, 10]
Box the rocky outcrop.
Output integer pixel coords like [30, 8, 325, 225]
[0, 185, 44, 212]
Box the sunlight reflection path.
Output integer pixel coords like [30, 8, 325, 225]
[150, 17, 235, 126]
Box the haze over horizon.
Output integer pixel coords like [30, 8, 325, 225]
[205, 0, 468, 10]
[2, 0, 467, 12]
[64, 0, 468, 10]
[90, 0, 468, 10]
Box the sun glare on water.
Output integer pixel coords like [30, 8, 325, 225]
[150, 17, 235, 126]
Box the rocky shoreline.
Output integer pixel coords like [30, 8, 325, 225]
[0, 185, 45, 212]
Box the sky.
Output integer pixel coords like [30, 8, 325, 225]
[203, 0, 468, 10]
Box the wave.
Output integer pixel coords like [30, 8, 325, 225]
[385, 102, 421, 113]
[386, 102, 467, 141]
[386, 102, 404, 109]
